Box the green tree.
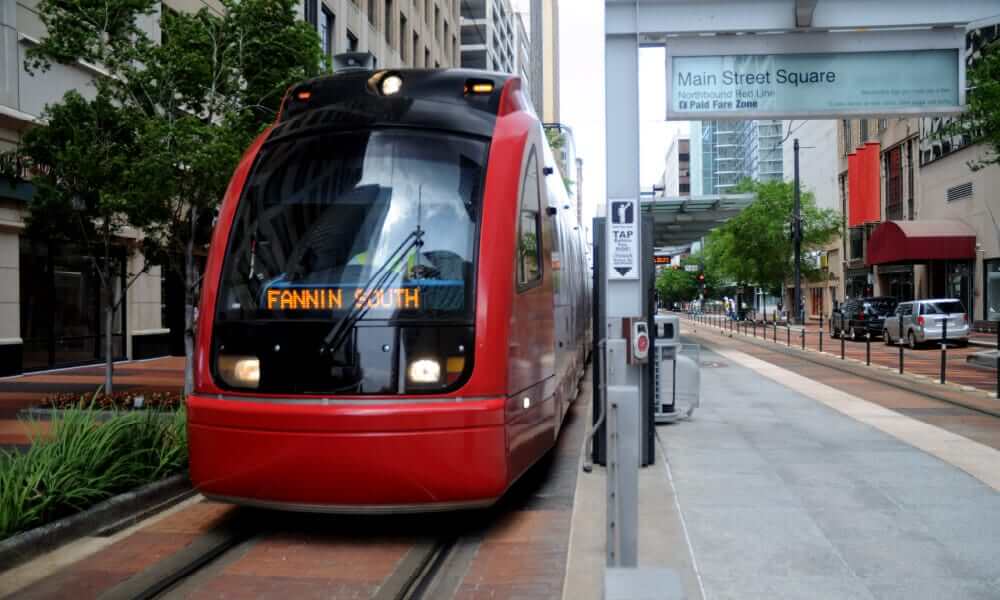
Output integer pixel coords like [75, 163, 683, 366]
[939, 39, 1000, 170]
[13, 92, 149, 394]
[702, 179, 840, 296]
[16, 0, 321, 394]
[655, 268, 697, 305]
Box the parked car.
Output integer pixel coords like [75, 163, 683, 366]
[882, 299, 970, 348]
[830, 297, 898, 340]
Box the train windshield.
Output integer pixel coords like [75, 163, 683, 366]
[217, 129, 487, 322]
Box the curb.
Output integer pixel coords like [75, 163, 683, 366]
[0, 473, 194, 572]
[685, 324, 1000, 419]
[18, 407, 180, 422]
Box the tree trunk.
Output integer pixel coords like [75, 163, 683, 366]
[104, 238, 114, 396]
[183, 209, 197, 398]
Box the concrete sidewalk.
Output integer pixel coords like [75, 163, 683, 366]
[565, 341, 1000, 600]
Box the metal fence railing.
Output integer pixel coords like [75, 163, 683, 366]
[684, 304, 1000, 397]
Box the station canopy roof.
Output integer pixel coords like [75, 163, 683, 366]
[642, 193, 755, 247]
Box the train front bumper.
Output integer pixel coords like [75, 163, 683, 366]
[186, 393, 509, 511]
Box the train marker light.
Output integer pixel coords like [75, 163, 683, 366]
[408, 359, 441, 383]
[296, 90, 312, 101]
[380, 74, 403, 96]
[464, 80, 494, 95]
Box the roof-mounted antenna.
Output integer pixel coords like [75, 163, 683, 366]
[333, 52, 376, 72]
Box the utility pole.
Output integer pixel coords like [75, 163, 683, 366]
[793, 138, 802, 324]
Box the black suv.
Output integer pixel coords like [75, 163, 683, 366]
[831, 297, 898, 340]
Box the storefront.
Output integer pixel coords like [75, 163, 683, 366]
[983, 259, 1000, 323]
[878, 264, 915, 302]
[844, 268, 872, 299]
[867, 220, 976, 316]
[19, 238, 126, 371]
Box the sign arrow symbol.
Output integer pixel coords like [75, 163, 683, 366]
[615, 267, 631, 276]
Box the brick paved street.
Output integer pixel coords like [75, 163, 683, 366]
[0, 357, 184, 449]
[687, 314, 999, 396]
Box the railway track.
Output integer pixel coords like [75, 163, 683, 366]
[88, 507, 468, 600]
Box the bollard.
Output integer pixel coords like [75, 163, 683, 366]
[866, 332, 871, 366]
[840, 328, 845, 360]
[787, 322, 791, 346]
[801, 325, 805, 350]
[753, 321, 757, 338]
[940, 318, 948, 384]
[898, 315, 904, 374]
[773, 322, 777, 343]
[818, 314, 823, 353]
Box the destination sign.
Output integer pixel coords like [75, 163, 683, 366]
[668, 49, 960, 118]
[265, 287, 421, 311]
[653, 255, 671, 265]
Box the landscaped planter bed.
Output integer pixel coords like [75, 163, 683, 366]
[0, 408, 188, 544]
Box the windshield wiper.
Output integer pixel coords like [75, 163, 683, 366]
[318, 226, 425, 358]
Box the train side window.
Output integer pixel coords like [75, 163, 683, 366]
[517, 149, 542, 288]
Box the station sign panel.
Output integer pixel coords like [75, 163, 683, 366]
[669, 50, 958, 119]
[664, 30, 965, 120]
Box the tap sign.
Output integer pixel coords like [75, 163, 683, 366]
[609, 199, 638, 280]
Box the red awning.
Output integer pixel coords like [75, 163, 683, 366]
[867, 220, 976, 266]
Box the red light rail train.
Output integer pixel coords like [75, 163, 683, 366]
[187, 67, 592, 512]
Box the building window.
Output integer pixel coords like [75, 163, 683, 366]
[400, 13, 407, 61]
[385, 0, 393, 44]
[679, 183, 690, 194]
[849, 227, 864, 262]
[859, 119, 868, 142]
[368, 0, 376, 26]
[424, 46, 430, 68]
[320, 7, 335, 58]
[434, 5, 440, 39]
[842, 120, 851, 155]
[985, 259, 1000, 322]
[425, 0, 430, 25]
[517, 149, 542, 287]
[906, 140, 914, 220]
[886, 146, 902, 220]
[347, 29, 358, 51]
[878, 119, 887, 132]
[305, 0, 317, 27]
[413, 32, 420, 66]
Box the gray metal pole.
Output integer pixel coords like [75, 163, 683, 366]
[793, 138, 802, 325]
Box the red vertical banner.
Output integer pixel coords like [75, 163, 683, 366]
[848, 142, 881, 227]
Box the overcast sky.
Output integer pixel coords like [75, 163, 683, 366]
[513, 1, 688, 227]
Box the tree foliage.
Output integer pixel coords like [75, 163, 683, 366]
[701, 179, 840, 295]
[655, 268, 697, 304]
[11, 0, 322, 393]
[940, 39, 1000, 170]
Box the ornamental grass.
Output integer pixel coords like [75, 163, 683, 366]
[0, 408, 188, 540]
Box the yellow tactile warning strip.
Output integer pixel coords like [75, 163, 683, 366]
[713, 346, 1000, 493]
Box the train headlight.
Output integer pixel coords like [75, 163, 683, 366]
[218, 355, 260, 389]
[408, 358, 441, 383]
[380, 74, 403, 96]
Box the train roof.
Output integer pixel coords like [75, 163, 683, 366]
[271, 69, 518, 142]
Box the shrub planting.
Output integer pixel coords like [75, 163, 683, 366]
[0, 408, 188, 539]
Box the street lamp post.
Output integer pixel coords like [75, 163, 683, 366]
[793, 138, 802, 325]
